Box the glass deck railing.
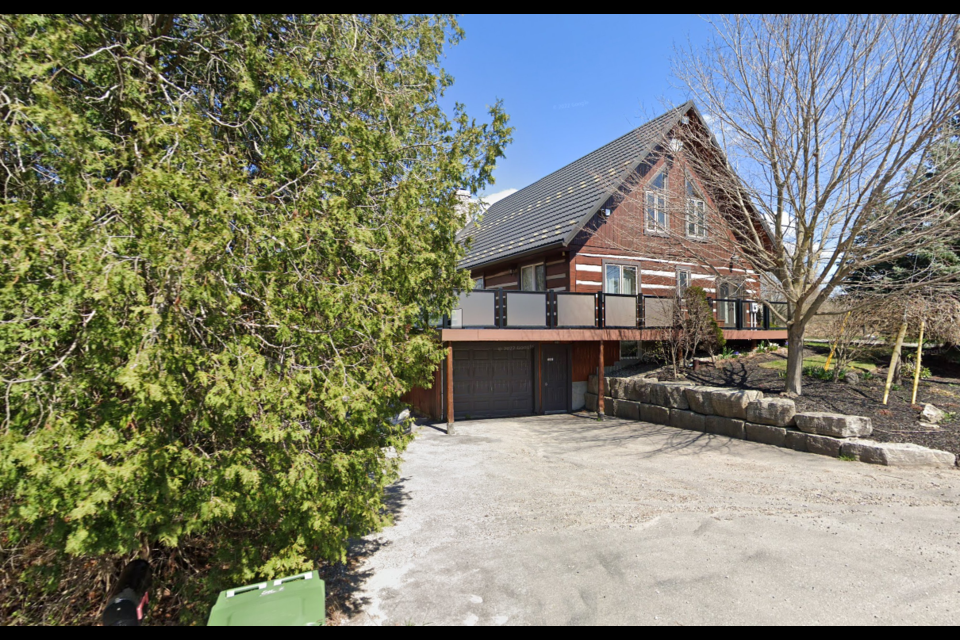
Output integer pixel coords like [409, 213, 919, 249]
[445, 289, 788, 331]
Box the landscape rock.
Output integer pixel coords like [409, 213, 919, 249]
[921, 404, 946, 424]
[585, 392, 598, 413]
[640, 403, 671, 426]
[710, 389, 764, 420]
[804, 433, 843, 458]
[840, 439, 956, 468]
[390, 408, 411, 425]
[918, 421, 941, 430]
[704, 415, 745, 439]
[745, 423, 788, 447]
[670, 409, 705, 432]
[746, 398, 797, 427]
[784, 431, 808, 452]
[648, 382, 692, 410]
[684, 386, 720, 415]
[615, 400, 641, 421]
[588, 374, 598, 395]
[794, 412, 873, 438]
[604, 398, 617, 417]
[623, 378, 653, 403]
[607, 377, 627, 399]
[844, 372, 860, 385]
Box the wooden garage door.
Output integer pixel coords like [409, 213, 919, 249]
[453, 344, 534, 419]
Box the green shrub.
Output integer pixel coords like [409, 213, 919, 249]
[804, 365, 844, 381]
[0, 14, 510, 623]
[901, 360, 933, 380]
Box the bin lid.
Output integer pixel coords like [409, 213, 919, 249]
[207, 571, 325, 626]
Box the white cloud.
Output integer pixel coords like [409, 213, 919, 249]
[478, 188, 518, 207]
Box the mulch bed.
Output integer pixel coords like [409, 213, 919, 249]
[613, 347, 960, 461]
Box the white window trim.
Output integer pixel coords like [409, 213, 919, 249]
[645, 191, 668, 235]
[603, 263, 639, 295]
[520, 263, 546, 292]
[645, 170, 668, 235]
[676, 267, 691, 293]
[686, 198, 707, 239]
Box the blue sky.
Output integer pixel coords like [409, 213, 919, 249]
[439, 14, 715, 203]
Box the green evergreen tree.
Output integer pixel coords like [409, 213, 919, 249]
[0, 14, 511, 620]
[850, 117, 960, 293]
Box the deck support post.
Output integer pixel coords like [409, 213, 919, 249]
[597, 339, 605, 420]
[446, 342, 455, 435]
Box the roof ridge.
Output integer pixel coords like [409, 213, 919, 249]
[481, 101, 692, 216]
[459, 101, 695, 269]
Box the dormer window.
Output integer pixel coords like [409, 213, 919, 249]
[686, 176, 707, 238]
[645, 170, 668, 234]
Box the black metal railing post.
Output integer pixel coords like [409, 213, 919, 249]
[498, 288, 505, 328]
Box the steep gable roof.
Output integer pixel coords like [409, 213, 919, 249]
[458, 102, 693, 269]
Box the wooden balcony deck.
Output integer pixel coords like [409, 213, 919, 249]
[440, 328, 788, 342]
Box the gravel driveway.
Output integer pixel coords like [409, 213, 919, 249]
[352, 414, 960, 625]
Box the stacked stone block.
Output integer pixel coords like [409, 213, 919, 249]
[584, 374, 954, 469]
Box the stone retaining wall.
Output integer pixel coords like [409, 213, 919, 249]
[585, 375, 956, 470]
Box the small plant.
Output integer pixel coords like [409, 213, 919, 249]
[755, 341, 779, 354]
[803, 365, 844, 381]
[720, 346, 736, 359]
[901, 360, 932, 380]
[839, 455, 857, 462]
[891, 384, 901, 391]
[860, 370, 874, 381]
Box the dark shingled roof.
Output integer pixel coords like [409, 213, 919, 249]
[458, 102, 693, 269]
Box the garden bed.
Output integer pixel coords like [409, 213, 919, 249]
[612, 346, 960, 459]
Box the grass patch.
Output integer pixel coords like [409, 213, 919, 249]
[759, 354, 878, 373]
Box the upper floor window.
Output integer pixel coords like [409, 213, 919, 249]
[645, 170, 668, 234]
[520, 264, 545, 291]
[676, 267, 691, 293]
[473, 276, 484, 290]
[686, 177, 707, 238]
[604, 263, 637, 295]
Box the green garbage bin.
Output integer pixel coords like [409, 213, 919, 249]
[207, 571, 325, 626]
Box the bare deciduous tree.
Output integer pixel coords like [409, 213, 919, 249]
[656, 14, 960, 395]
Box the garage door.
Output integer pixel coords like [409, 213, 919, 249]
[453, 344, 534, 419]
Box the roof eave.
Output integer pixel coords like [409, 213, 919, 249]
[459, 240, 565, 271]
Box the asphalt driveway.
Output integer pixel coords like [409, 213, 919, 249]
[353, 414, 960, 625]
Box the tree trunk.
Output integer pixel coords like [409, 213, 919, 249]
[911, 319, 925, 405]
[883, 322, 908, 405]
[785, 323, 805, 395]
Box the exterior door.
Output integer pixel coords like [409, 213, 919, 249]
[717, 280, 743, 327]
[541, 344, 569, 414]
